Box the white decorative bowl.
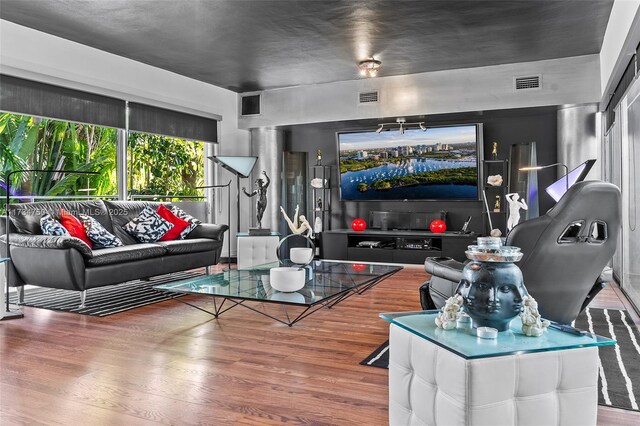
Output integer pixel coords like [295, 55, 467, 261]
[290, 247, 313, 264]
[269, 267, 306, 292]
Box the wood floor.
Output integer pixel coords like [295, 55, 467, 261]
[0, 265, 639, 425]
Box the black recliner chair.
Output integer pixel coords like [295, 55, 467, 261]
[422, 181, 621, 325]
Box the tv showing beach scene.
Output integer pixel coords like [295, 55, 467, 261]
[338, 124, 480, 201]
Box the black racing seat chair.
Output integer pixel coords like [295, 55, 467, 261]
[422, 181, 621, 325]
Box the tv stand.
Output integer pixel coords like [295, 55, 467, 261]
[320, 229, 477, 264]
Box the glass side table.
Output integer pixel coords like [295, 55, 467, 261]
[0, 258, 23, 320]
[381, 310, 615, 426]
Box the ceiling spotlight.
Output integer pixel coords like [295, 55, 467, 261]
[375, 117, 426, 134]
[358, 58, 382, 78]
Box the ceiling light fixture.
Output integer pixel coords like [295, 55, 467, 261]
[376, 117, 427, 133]
[358, 58, 382, 77]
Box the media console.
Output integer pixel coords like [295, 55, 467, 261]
[320, 229, 477, 264]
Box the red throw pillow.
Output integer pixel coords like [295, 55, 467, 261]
[156, 205, 190, 241]
[59, 208, 93, 249]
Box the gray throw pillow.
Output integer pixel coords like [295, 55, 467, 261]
[79, 214, 124, 249]
[40, 214, 70, 236]
[170, 206, 201, 239]
[122, 206, 174, 243]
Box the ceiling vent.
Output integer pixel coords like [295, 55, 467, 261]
[358, 91, 379, 104]
[514, 75, 542, 91]
[240, 93, 261, 116]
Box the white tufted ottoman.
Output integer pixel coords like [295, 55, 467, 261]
[237, 233, 280, 269]
[383, 312, 615, 426]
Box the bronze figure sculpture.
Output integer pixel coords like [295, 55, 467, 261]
[242, 171, 270, 229]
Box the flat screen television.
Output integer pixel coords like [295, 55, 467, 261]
[337, 124, 482, 201]
[544, 159, 596, 202]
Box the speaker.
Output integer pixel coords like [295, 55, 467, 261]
[369, 211, 447, 230]
[241, 94, 261, 116]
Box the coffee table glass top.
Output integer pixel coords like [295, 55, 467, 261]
[155, 260, 401, 306]
[381, 310, 616, 359]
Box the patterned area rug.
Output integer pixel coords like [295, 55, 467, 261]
[8, 271, 202, 317]
[362, 308, 640, 412]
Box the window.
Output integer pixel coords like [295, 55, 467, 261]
[127, 132, 205, 200]
[0, 112, 117, 210]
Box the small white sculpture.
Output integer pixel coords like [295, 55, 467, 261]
[435, 294, 463, 330]
[280, 205, 313, 238]
[310, 178, 327, 189]
[487, 174, 503, 187]
[520, 295, 550, 337]
[506, 193, 528, 232]
[490, 228, 502, 237]
[314, 216, 323, 233]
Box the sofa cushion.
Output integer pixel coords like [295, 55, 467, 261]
[157, 205, 190, 241]
[86, 243, 167, 267]
[9, 200, 112, 235]
[122, 206, 174, 243]
[59, 209, 93, 248]
[156, 238, 221, 255]
[170, 205, 201, 239]
[79, 214, 124, 249]
[103, 200, 164, 245]
[40, 214, 69, 236]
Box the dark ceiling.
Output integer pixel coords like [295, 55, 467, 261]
[0, 0, 614, 92]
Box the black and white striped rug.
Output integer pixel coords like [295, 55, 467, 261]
[362, 308, 640, 412]
[8, 271, 202, 317]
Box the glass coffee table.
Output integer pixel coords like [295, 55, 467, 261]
[154, 260, 402, 326]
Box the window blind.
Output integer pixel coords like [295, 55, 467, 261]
[128, 102, 217, 143]
[0, 74, 126, 128]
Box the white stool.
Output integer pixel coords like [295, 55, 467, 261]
[237, 233, 280, 269]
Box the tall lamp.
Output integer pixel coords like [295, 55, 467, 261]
[2, 169, 99, 319]
[520, 163, 569, 195]
[197, 180, 232, 270]
[207, 156, 258, 234]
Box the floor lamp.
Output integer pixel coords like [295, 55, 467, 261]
[206, 156, 258, 235]
[2, 169, 99, 319]
[197, 180, 232, 270]
[520, 163, 569, 195]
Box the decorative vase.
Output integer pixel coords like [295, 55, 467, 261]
[457, 237, 527, 332]
[429, 219, 446, 233]
[351, 218, 366, 232]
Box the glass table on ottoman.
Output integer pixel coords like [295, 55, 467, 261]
[155, 260, 402, 326]
[381, 310, 616, 426]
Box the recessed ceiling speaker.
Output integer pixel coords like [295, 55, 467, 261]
[241, 93, 261, 116]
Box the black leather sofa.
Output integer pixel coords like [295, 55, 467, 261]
[0, 200, 228, 307]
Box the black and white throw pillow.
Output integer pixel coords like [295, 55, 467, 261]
[170, 206, 201, 239]
[122, 206, 174, 243]
[40, 214, 70, 236]
[79, 214, 124, 249]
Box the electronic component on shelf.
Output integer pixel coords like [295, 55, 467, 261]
[396, 238, 434, 250]
[357, 240, 383, 248]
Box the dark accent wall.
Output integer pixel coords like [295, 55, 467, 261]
[283, 106, 558, 234]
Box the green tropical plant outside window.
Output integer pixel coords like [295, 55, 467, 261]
[1, 112, 205, 212]
[128, 132, 204, 200]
